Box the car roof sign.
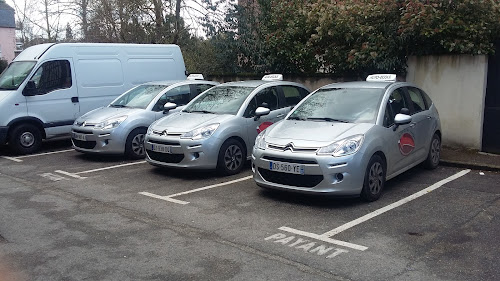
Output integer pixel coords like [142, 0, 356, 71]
[187, 74, 204, 80]
[366, 74, 397, 82]
[262, 74, 283, 81]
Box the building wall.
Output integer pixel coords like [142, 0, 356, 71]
[0, 27, 16, 63]
[406, 55, 488, 149]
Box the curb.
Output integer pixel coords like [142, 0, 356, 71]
[440, 159, 500, 172]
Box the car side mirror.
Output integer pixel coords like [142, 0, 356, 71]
[22, 81, 38, 96]
[393, 113, 412, 131]
[163, 102, 177, 114]
[254, 107, 270, 121]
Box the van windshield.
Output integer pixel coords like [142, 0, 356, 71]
[0, 61, 36, 90]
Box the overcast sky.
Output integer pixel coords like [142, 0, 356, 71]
[5, 0, 209, 39]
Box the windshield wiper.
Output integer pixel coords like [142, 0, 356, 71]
[306, 117, 350, 123]
[0, 87, 15, 90]
[287, 116, 307, 121]
[186, 110, 216, 114]
[110, 104, 128, 108]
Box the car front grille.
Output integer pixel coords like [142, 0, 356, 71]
[258, 168, 323, 188]
[146, 149, 184, 163]
[73, 139, 96, 149]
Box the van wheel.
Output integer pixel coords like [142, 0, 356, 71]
[217, 139, 246, 175]
[424, 133, 440, 169]
[125, 128, 147, 159]
[8, 124, 42, 155]
[360, 155, 386, 202]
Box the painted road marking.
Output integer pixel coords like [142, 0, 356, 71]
[53, 161, 147, 178]
[1, 156, 23, 162]
[54, 170, 87, 179]
[2, 149, 75, 162]
[139, 175, 253, 205]
[320, 169, 471, 237]
[40, 173, 68, 181]
[278, 227, 368, 251]
[275, 169, 470, 252]
[265, 233, 349, 259]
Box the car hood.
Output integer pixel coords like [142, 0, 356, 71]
[77, 107, 144, 123]
[152, 112, 234, 133]
[265, 120, 374, 147]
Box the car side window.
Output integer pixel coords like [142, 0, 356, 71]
[407, 87, 426, 113]
[282, 86, 305, 107]
[30, 60, 72, 95]
[244, 86, 279, 117]
[420, 89, 433, 110]
[384, 88, 408, 127]
[153, 85, 191, 111]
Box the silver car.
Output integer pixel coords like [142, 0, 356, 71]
[71, 77, 218, 159]
[145, 75, 310, 175]
[252, 74, 441, 201]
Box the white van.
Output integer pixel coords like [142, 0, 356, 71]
[0, 43, 186, 154]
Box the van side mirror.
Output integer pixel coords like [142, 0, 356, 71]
[163, 102, 177, 114]
[254, 106, 270, 121]
[22, 81, 38, 96]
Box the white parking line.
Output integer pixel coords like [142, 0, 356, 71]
[54, 170, 87, 179]
[1, 156, 23, 162]
[320, 169, 471, 237]
[278, 169, 470, 252]
[1, 149, 74, 162]
[279, 226, 368, 251]
[139, 175, 253, 205]
[74, 161, 147, 174]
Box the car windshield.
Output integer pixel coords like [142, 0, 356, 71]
[183, 86, 255, 115]
[0, 61, 37, 90]
[288, 87, 385, 124]
[109, 84, 170, 109]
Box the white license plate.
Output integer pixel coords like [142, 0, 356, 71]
[269, 161, 304, 175]
[151, 144, 171, 153]
[72, 132, 86, 141]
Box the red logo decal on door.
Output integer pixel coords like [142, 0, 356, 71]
[399, 133, 415, 156]
[257, 122, 273, 133]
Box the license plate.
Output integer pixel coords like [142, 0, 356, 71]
[151, 144, 171, 153]
[72, 132, 86, 141]
[269, 161, 304, 175]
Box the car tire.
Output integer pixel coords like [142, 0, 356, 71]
[217, 138, 246, 176]
[8, 123, 42, 155]
[125, 128, 147, 159]
[424, 133, 440, 169]
[360, 154, 386, 202]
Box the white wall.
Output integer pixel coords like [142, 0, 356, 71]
[406, 55, 488, 149]
[0, 27, 16, 63]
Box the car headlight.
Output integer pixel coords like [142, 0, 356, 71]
[181, 123, 219, 140]
[317, 134, 364, 157]
[73, 119, 79, 125]
[254, 131, 267, 150]
[94, 116, 127, 130]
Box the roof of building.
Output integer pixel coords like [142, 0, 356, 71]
[0, 1, 15, 28]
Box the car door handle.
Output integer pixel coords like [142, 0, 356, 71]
[276, 114, 285, 118]
[71, 97, 79, 103]
[427, 116, 432, 119]
[409, 123, 416, 127]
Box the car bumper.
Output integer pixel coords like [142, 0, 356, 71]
[71, 126, 127, 154]
[0, 126, 8, 145]
[251, 147, 367, 196]
[144, 134, 221, 169]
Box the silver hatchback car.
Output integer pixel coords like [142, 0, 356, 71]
[145, 75, 310, 175]
[252, 74, 441, 201]
[71, 76, 218, 159]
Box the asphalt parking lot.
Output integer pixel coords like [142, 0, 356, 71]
[0, 140, 499, 281]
